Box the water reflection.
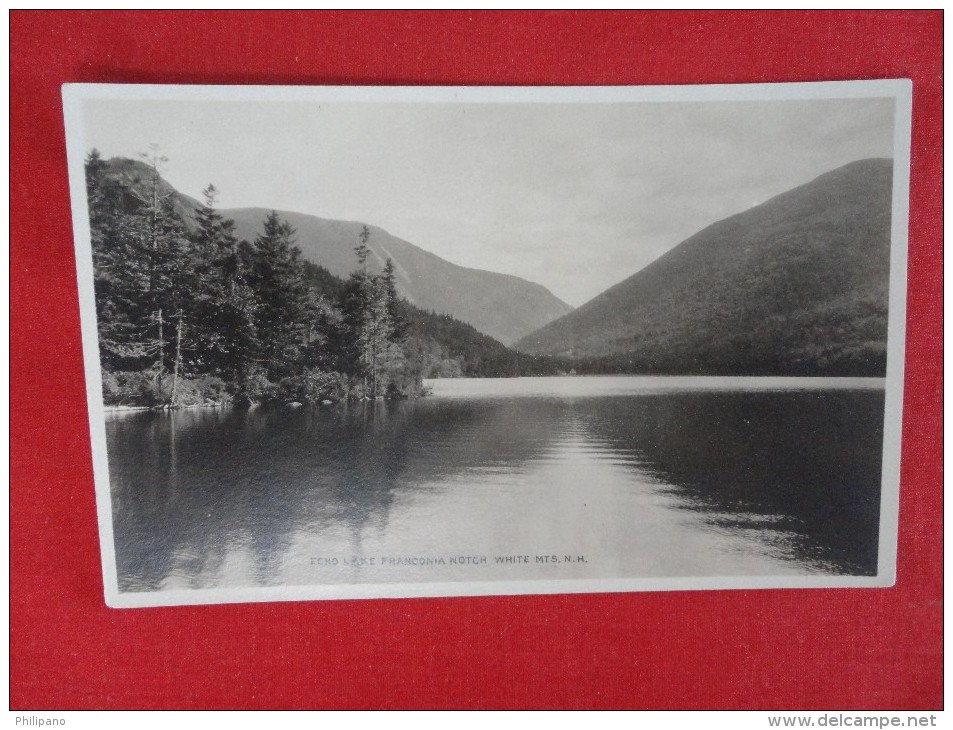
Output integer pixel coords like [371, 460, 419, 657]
[106, 380, 884, 592]
[575, 391, 883, 574]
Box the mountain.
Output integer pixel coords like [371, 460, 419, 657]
[299, 259, 570, 378]
[93, 156, 203, 223]
[95, 157, 572, 346]
[514, 159, 893, 376]
[223, 208, 571, 345]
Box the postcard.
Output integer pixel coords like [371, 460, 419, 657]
[62, 81, 911, 607]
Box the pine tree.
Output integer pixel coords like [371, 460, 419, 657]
[299, 287, 339, 372]
[381, 258, 408, 342]
[249, 211, 310, 379]
[150, 195, 194, 405]
[136, 148, 191, 402]
[86, 152, 427, 404]
[88, 146, 194, 402]
[85, 149, 151, 370]
[338, 230, 408, 398]
[355, 225, 371, 274]
[374, 258, 412, 396]
[190, 185, 259, 382]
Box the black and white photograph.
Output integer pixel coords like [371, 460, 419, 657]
[63, 82, 911, 607]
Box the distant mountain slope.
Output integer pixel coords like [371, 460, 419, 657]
[302, 260, 570, 378]
[96, 157, 571, 345]
[223, 208, 571, 346]
[515, 159, 893, 376]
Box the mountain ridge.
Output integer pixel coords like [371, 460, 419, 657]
[222, 206, 572, 345]
[96, 156, 572, 346]
[514, 158, 893, 376]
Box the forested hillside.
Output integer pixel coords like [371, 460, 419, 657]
[86, 151, 884, 396]
[85, 151, 564, 408]
[516, 159, 893, 376]
[302, 259, 570, 378]
[224, 207, 573, 346]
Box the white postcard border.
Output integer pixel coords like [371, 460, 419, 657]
[62, 79, 912, 608]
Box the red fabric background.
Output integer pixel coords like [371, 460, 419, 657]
[10, 11, 942, 710]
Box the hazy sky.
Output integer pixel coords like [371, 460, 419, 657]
[80, 93, 895, 306]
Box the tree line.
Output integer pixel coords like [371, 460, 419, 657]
[86, 150, 419, 408]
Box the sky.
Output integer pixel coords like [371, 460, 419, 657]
[79, 92, 896, 306]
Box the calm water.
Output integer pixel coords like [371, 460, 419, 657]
[105, 376, 885, 592]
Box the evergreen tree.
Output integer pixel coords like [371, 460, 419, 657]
[86, 152, 433, 406]
[337, 230, 407, 398]
[355, 225, 371, 273]
[299, 287, 340, 372]
[336, 275, 369, 380]
[85, 149, 151, 370]
[249, 211, 310, 378]
[150, 195, 194, 405]
[190, 184, 259, 382]
[367, 272, 406, 397]
[133, 145, 177, 397]
[381, 258, 408, 342]
[351, 226, 374, 392]
[89, 146, 194, 402]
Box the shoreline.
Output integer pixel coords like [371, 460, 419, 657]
[103, 402, 229, 413]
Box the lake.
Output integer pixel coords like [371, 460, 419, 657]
[104, 376, 886, 594]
